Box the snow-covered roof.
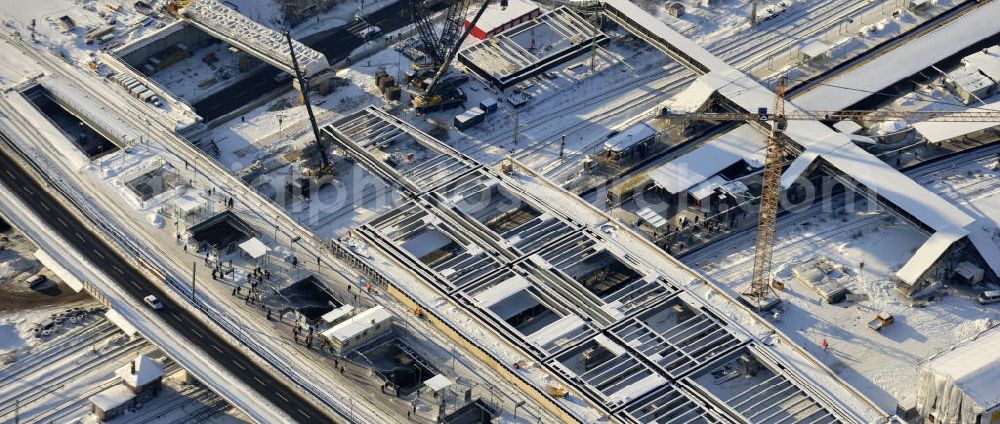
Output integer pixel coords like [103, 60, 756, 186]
[921, 324, 1000, 411]
[648, 124, 765, 193]
[526, 314, 586, 347]
[800, 39, 831, 58]
[320, 305, 392, 342]
[896, 227, 968, 285]
[423, 374, 453, 392]
[105, 309, 140, 337]
[661, 76, 718, 113]
[468, 0, 539, 33]
[607, 373, 667, 404]
[963, 45, 1000, 81]
[955, 261, 983, 280]
[602, 0, 730, 71]
[90, 384, 135, 411]
[174, 193, 204, 214]
[689, 175, 727, 201]
[949, 65, 995, 96]
[238, 237, 270, 260]
[320, 304, 355, 324]
[780, 150, 818, 188]
[833, 120, 863, 134]
[793, 1, 1000, 111]
[912, 98, 1000, 143]
[965, 193, 1000, 280]
[116, 354, 165, 387]
[474, 275, 531, 308]
[604, 122, 656, 153]
[810, 139, 976, 233]
[636, 206, 668, 229]
[401, 229, 454, 259]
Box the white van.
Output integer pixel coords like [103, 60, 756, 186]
[977, 290, 1000, 305]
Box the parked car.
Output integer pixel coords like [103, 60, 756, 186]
[143, 295, 163, 309]
[25, 274, 47, 288]
[977, 290, 1000, 305]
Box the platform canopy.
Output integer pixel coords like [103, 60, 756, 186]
[799, 39, 831, 59]
[424, 374, 453, 392]
[239, 237, 270, 260]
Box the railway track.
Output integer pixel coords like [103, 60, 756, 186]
[22, 358, 181, 424]
[502, 0, 918, 177]
[0, 338, 148, 420]
[0, 318, 116, 385]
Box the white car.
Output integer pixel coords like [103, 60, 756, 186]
[143, 295, 163, 309]
[359, 25, 381, 39]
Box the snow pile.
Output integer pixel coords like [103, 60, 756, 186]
[871, 118, 908, 136]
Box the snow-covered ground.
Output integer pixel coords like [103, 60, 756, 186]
[683, 147, 1000, 413]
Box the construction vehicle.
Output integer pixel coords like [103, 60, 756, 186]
[409, 0, 471, 67]
[868, 312, 894, 332]
[285, 31, 331, 177]
[546, 385, 568, 398]
[663, 77, 1000, 310]
[411, 0, 503, 113]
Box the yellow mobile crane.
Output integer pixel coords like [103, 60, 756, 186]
[664, 78, 1000, 310]
[412, 0, 503, 112]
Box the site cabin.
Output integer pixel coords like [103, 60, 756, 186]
[667, 3, 685, 17]
[90, 355, 164, 421]
[603, 122, 657, 162]
[59, 16, 76, 32]
[319, 305, 393, 355]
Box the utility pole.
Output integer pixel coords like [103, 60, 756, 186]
[191, 261, 197, 302]
[750, 0, 758, 26]
[512, 109, 520, 152]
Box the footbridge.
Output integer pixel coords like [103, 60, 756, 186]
[174, 0, 328, 78]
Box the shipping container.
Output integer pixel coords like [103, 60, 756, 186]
[479, 97, 498, 114]
[454, 107, 485, 131]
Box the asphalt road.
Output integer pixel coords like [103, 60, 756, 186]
[0, 143, 338, 423]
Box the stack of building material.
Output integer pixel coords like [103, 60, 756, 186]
[454, 107, 486, 131]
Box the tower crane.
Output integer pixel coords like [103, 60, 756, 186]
[663, 78, 1000, 309]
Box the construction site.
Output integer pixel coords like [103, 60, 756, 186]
[1, 0, 999, 423]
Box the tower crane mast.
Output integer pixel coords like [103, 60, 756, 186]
[663, 79, 1000, 309]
